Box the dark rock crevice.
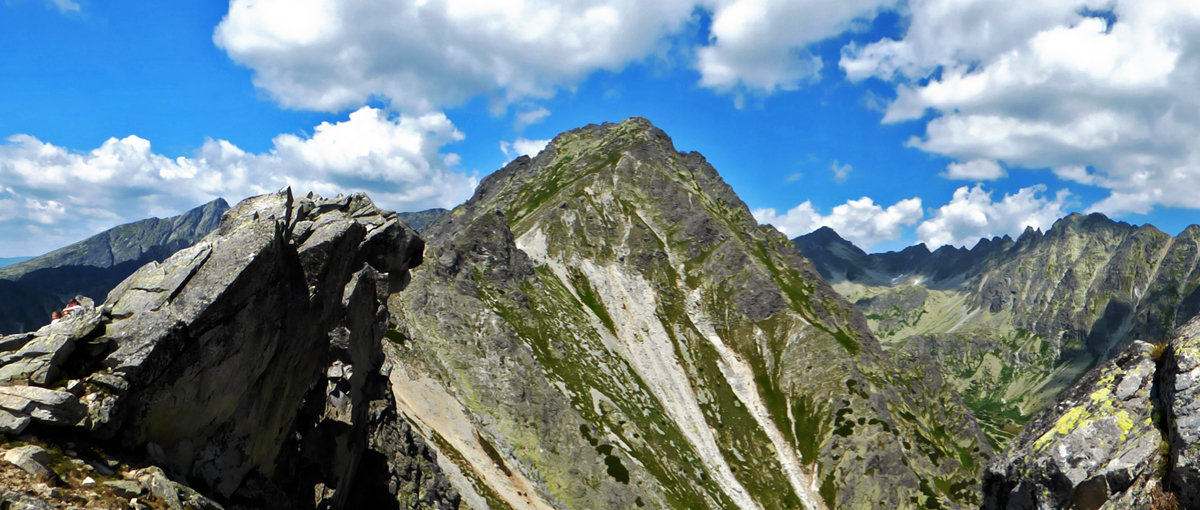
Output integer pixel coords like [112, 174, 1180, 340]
[1152, 343, 1182, 507]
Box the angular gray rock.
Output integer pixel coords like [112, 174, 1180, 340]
[982, 316, 1200, 508]
[0, 385, 84, 425]
[0, 189, 444, 508]
[2, 446, 53, 479]
[1164, 317, 1200, 507]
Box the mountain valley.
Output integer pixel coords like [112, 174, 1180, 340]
[796, 215, 1200, 449]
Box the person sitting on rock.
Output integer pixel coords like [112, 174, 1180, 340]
[50, 311, 62, 325]
[62, 298, 83, 316]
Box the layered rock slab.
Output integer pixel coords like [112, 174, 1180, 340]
[0, 190, 451, 508]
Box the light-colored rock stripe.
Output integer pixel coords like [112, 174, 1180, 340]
[385, 352, 555, 510]
[686, 290, 828, 510]
[518, 227, 762, 510]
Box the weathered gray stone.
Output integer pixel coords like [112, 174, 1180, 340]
[0, 491, 53, 510]
[3, 445, 53, 479]
[983, 340, 1163, 509]
[0, 334, 33, 353]
[0, 190, 428, 506]
[102, 480, 142, 498]
[1166, 317, 1200, 507]
[0, 408, 30, 434]
[0, 385, 84, 425]
[133, 466, 182, 510]
[0, 309, 107, 386]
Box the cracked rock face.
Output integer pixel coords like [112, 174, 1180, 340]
[982, 340, 1165, 509]
[0, 190, 453, 508]
[982, 315, 1200, 509]
[1163, 317, 1200, 507]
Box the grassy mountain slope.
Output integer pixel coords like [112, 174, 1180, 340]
[388, 118, 989, 509]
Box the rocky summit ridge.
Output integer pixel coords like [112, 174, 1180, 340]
[387, 117, 988, 508]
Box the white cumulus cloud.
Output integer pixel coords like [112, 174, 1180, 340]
[915, 184, 1071, 248]
[500, 138, 551, 161]
[0, 106, 475, 256]
[214, 0, 917, 114]
[753, 196, 923, 250]
[943, 159, 1006, 181]
[841, 0, 1200, 217]
[697, 0, 898, 96]
[214, 0, 700, 113]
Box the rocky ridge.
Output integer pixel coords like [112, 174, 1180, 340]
[0, 190, 451, 508]
[387, 117, 990, 508]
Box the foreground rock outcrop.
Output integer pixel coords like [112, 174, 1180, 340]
[982, 315, 1200, 508]
[0, 190, 448, 508]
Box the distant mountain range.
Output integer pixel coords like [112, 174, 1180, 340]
[0, 257, 32, 268]
[397, 208, 447, 233]
[0, 198, 229, 334]
[794, 214, 1200, 444]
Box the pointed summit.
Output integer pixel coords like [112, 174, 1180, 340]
[400, 118, 988, 509]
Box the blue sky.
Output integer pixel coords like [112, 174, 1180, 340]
[2, 0, 1198, 257]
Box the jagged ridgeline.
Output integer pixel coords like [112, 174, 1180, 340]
[796, 215, 1200, 447]
[387, 118, 990, 508]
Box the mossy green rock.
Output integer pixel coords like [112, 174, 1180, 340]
[982, 340, 1165, 508]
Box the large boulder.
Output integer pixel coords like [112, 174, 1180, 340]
[0, 190, 434, 507]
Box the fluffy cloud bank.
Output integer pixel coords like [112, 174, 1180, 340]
[214, 0, 701, 112]
[756, 185, 1071, 250]
[697, 0, 898, 96]
[215, 0, 901, 112]
[916, 185, 1072, 248]
[842, 0, 1200, 216]
[753, 196, 923, 250]
[0, 107, 475, 256]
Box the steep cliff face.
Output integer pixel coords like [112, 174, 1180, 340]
[0, 198, 230, 335]
[796, 216, 1200, 447]
[0, 190, 450, 509]
[388, 118, 989, 509]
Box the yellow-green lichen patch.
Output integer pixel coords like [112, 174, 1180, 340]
[1034, 406, 1087, 451]
[1034, 375, 1143, 452]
